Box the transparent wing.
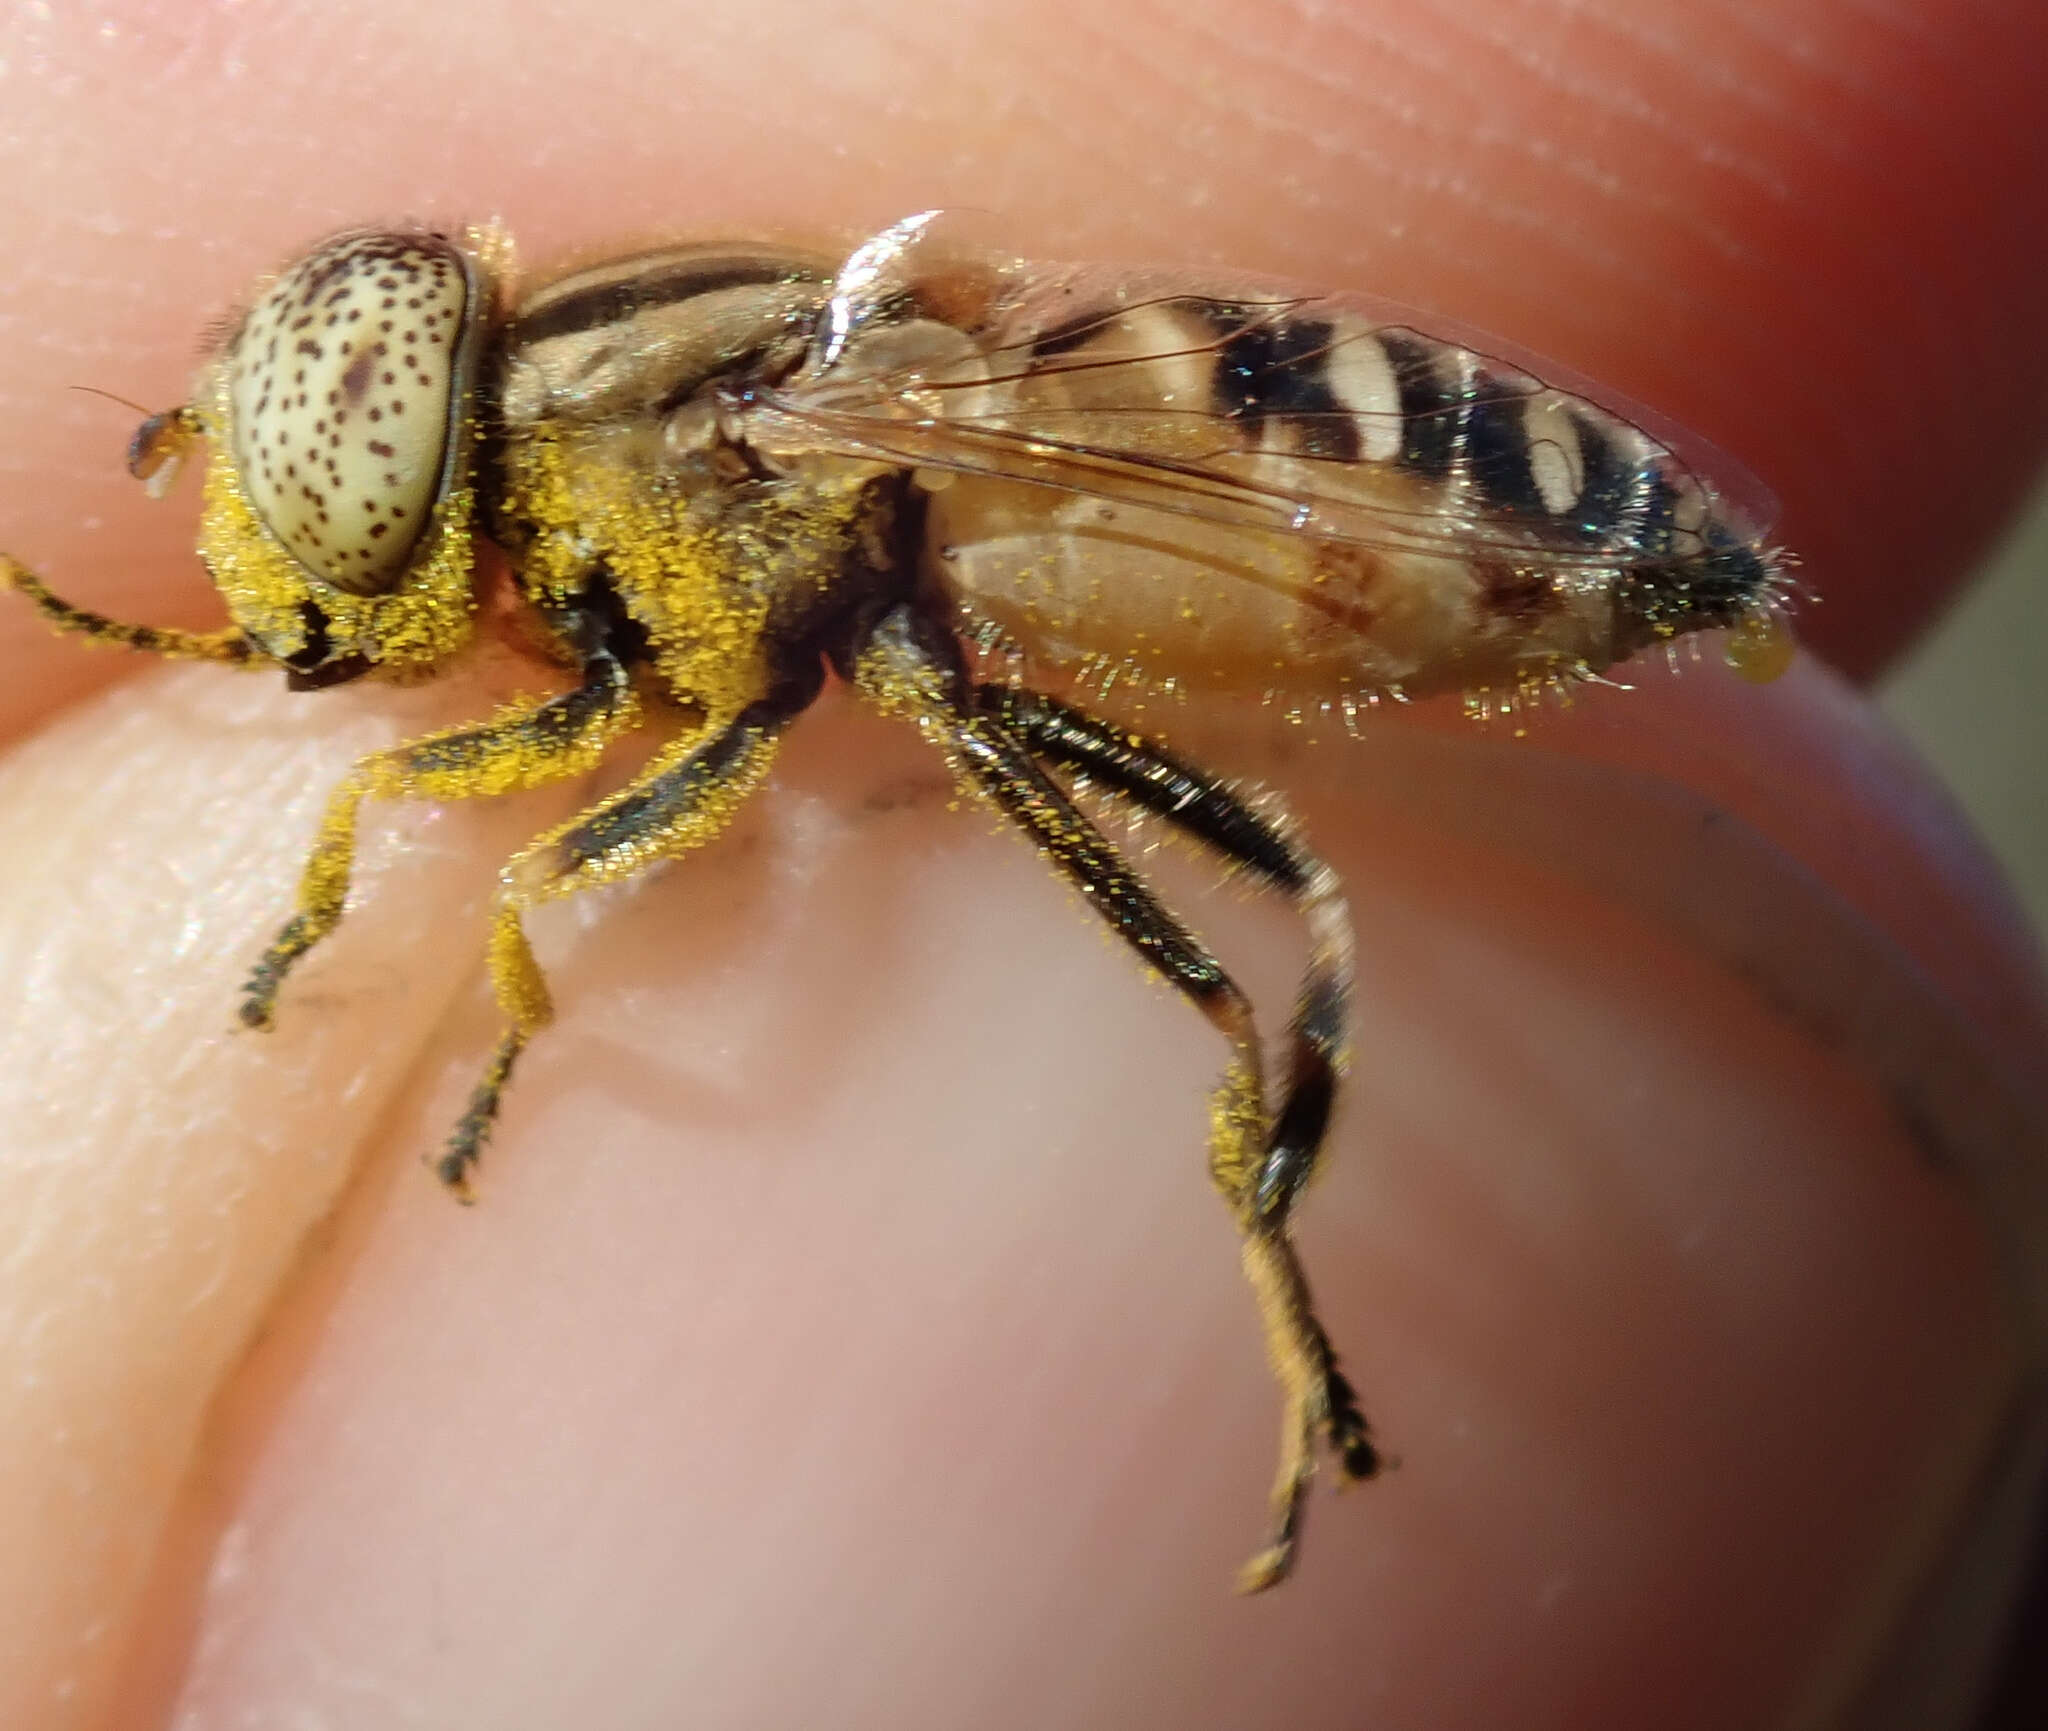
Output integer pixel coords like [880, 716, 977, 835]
[740, 215, 1775, 573]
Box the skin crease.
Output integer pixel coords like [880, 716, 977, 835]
[0, 1, 2044, 1727]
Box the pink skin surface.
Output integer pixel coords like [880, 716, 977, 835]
[1, 4, 2045, 1729]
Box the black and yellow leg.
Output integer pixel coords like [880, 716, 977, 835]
[857, 609, 1371, 1591]
[434, 692, 799, 1197]
[240, 644, 641, 1032]
[0, 554, 256, 665]
[975, 686, 1355, 1228]
[977, 689, 1374, 1545]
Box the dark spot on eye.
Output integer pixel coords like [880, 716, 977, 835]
[339, 345, 376, 404]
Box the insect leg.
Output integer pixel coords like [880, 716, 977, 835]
[855, 607, 1365, 1591]
[0, 554, 257, 665]
[979, 685, 1376, 1592]
[239, 640, 642, 1033]
[975, 687, 1352, 1226]
[435, 683, 805, 1196]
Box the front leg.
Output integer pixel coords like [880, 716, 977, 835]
[240, 639, 641, 1030]
[1, 553, 257, 665]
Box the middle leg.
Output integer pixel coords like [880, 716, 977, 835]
[435, 682, 809, 1196]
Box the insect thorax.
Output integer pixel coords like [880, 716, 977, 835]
[487, 244, 909, 712]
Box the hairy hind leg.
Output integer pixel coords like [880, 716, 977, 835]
[974, 685, 1355, 1226]
[977, 685, 1374, 1589]
[856, 606, 1370, 1590]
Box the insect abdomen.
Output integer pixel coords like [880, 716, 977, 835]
[924, 298, 1777, 699]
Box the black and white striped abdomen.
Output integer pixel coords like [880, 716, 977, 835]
[1005, 287, 1770, 580]
[799, 270, 1787, 699]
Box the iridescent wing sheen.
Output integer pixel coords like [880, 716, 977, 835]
[747, 245, 1775, 577]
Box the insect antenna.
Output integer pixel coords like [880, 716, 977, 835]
[66, 384, 155, 419]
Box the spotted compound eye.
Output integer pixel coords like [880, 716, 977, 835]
[227, 232, 471, 595]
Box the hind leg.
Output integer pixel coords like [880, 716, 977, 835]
[856, 606, 1374, 1590]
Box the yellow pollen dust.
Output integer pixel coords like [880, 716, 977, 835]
[199, 437, 479, 678]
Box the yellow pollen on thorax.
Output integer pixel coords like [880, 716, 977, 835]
[501, 432, 870, 717]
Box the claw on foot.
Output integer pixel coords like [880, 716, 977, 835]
[435, 1028, 526, 1201]
[1237, 1539, 1297, 1596]
[241, 914, 316, 1030]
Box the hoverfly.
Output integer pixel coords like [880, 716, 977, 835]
[1, 211, 1793, 1590]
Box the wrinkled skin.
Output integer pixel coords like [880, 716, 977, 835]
[0, 4, 2045, 1729]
